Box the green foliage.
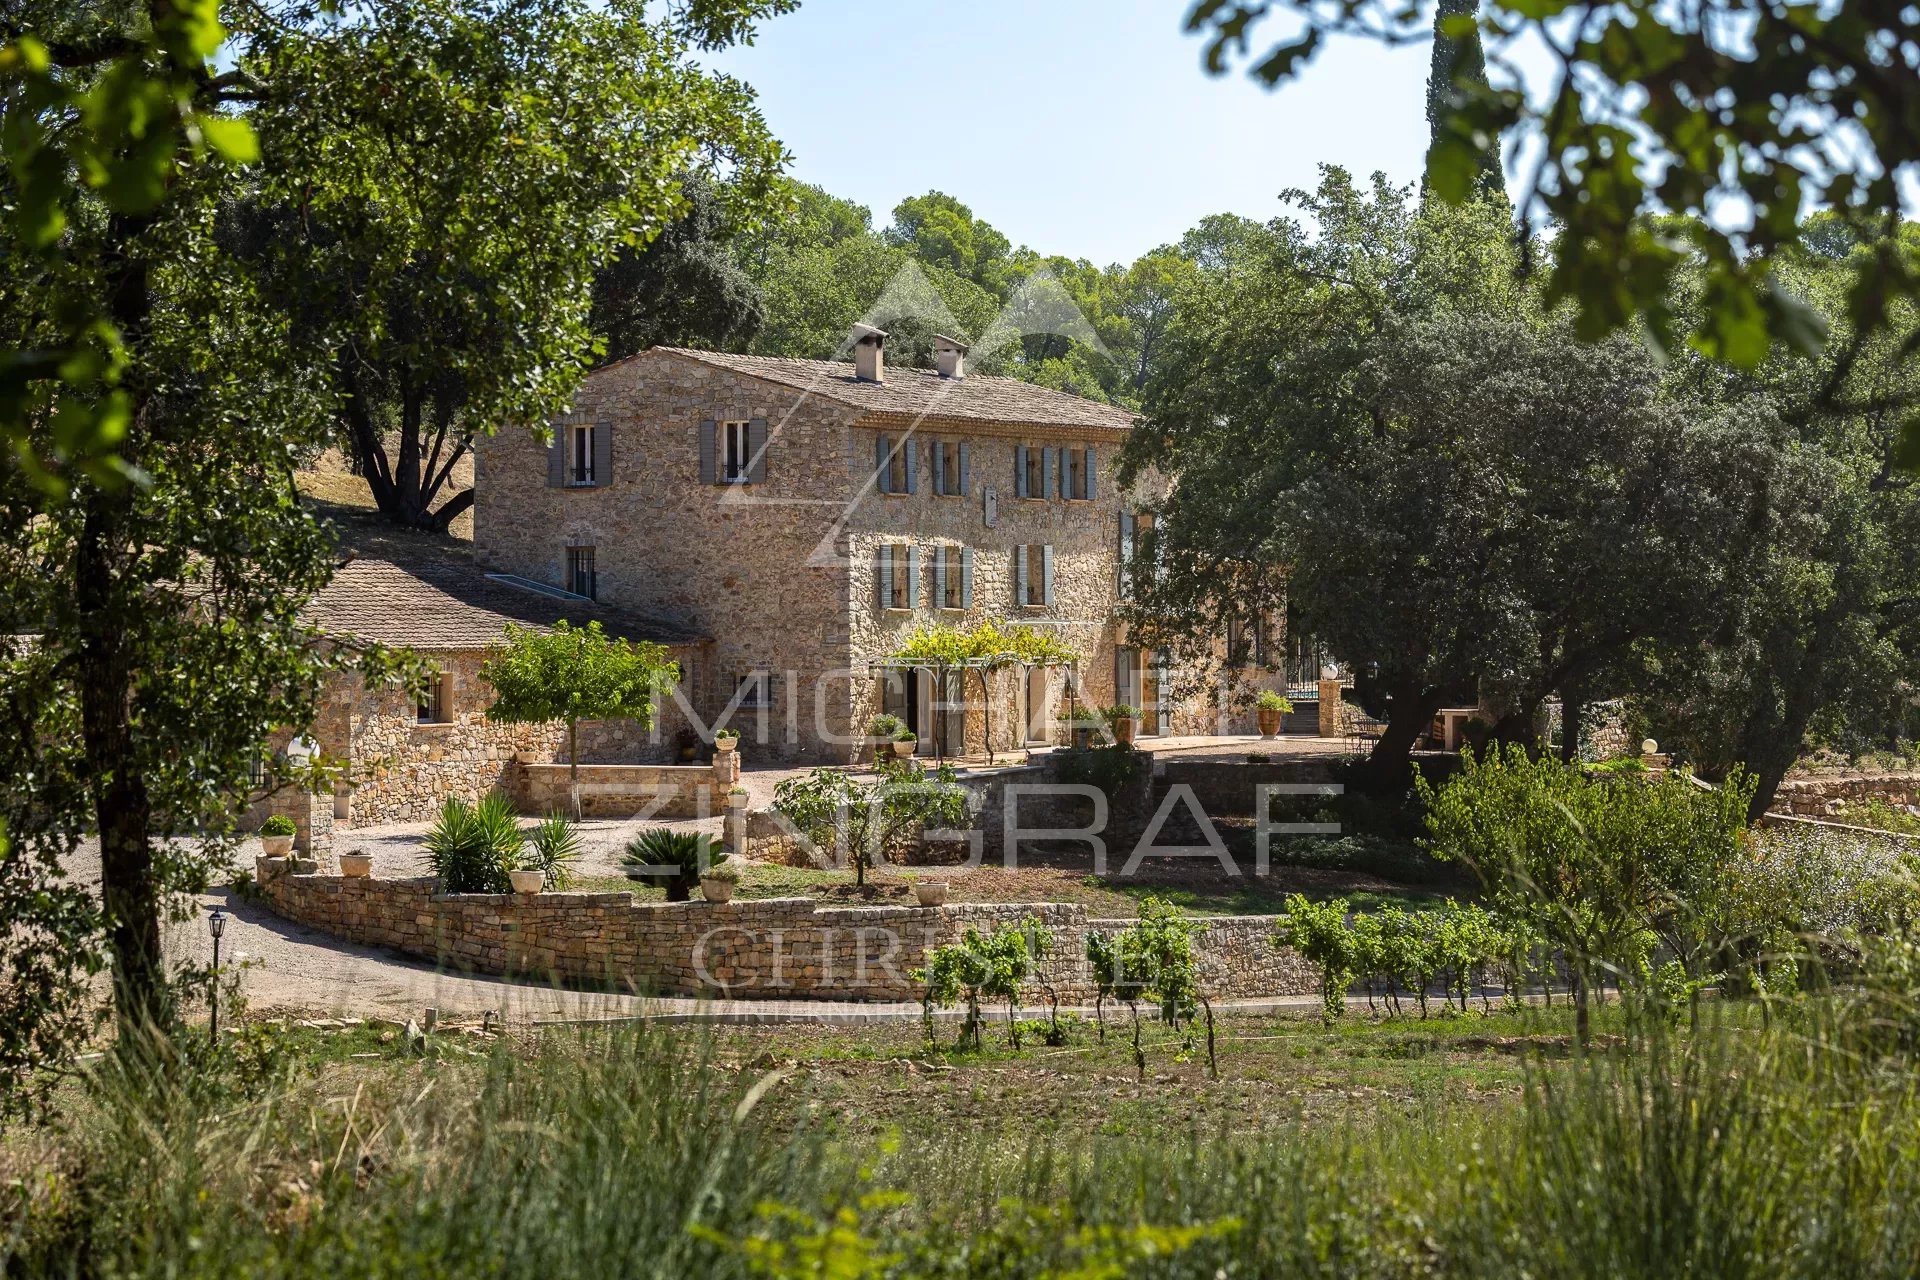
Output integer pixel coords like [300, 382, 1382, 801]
[912, 915, 1051, 1052]
[621, 828, 726, 902]
[1055, 741, 1146, 802]
[258, 815, 297, 838]
[423, 794, 523, 895]
[1186, 0, 1920, 377]
[770, 760, 966, 887]
[524, 813, 581, 890]
[1254, 690, 1294, 713]
[1419, 745, 1754, 1037]
[865, 714, 907, 741]
[483, 621, 676, 732]
[1273, 894, 1355, 1021]
[1086, 897, 1208, 1073]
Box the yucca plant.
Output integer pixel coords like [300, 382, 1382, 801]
[423, 793, 523, 894]
[621, 828, 725, 902]
[524, 811, 582, 889]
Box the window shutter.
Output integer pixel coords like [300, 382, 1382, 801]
[593, 422, 612, 486]
[1119, 512, 1135, 595]
[699, 420, 717, 485]
[1014, 545, 1028, 605]
[1156, 653, 1172, 734]
[932, 440, 945, 493]
[907, 545, 921, 608]
[1086, 447, 1097, 500]
[877, 544, 893, 609]
[875, 435, 891, 494]
[1043, 447, 1057, 500]
[1014, 445, 1028, 498]
[958, 442, 970, 496]
[934, 549, 947, 608]
[1115, 647, 1130, 708]
[747, 417, 768, 484]
[903, 438, 918, 494]
[547, 430, 565, 487]
[961, 547, 973, 609]
[1042, 544, 1055, 606]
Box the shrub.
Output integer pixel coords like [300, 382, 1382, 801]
[259, 815, 297, 838]
[770, 760, 966, 886]
[1100, 704, 1139, 727]
[423, 794, 523, 894]
[700, 860, 741, 885]
[1254, 690, 1294, 713]
[1273, 895, 1356, 1021]
[713, 727, 739, 741]
[913, 915, 1051, 1052]
[1056, 741, 1147, 801]
[1086, 897, 1210, 1076]
[622, 829, 726, 902]
[865, 713, 907, 741]
[523, 812, 581, 890]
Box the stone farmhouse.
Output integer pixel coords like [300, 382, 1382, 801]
[472, 330, 1300, 762]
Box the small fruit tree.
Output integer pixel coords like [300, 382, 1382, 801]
[913, 915, 1053, 1052]
[1086, 896, 1211, 1077]
[771, 759, 967, 886]
[481, 621, 678, 818]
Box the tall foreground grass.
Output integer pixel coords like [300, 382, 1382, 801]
[8, 1013, 1920, 1278]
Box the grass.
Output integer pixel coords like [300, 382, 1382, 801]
[13, 997, 1920, 1278]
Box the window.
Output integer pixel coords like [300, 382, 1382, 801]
[735, 672, 772, 708]
[935, 545, 970, 610]
[876, 542, 918, 610]
[873, 433, 918, 495]
[1062, 446, 1094, 500]
[1226, 615, 1246, 667]
[933, 439, 968, 496]
[1019, 445, 1046, 498]
[1015, 543, 1053, 607]
[566, 545, 597, 600]
[721, 420, 750, 484]
[416, 670, 451, 724]
[567, 424, 596, 486]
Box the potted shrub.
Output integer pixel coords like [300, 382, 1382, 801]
[1255, 689, 1294, 738]
[259, 814, 296, 857]
[1102, 704, 1139, 746]
[700, 860, 741, 904]
[338, 848, 373, 878]
[892, 730, 918, 758]
[623, 828, 725, 902]
[714, 727, 740, 754]
[423, 793, 523, 894]
[913, 878, 950, 907]
[866, 714, 906, 758]
[1058, 711, 1101, 750]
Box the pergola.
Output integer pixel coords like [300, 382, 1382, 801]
[866, 650, 1080, 766]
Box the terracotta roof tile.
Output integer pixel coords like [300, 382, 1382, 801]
[634, 347, 1139, 433]
[305, 559, 704, 650]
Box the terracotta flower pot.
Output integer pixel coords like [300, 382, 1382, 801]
[509, 869, 544, 895]
[261, 834, 294, 857]
[913, 881, 950, 907]
[338, 853, 373, 878]
[701, 876, 736, 904]
[1112, 718, 1136, 746]
[1257, 707, 1281, 738]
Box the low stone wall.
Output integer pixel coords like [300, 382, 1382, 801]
[1156, 757, 1341, 819]
[257, 871, 1317, 1003]
[1772, 772, 1920, 819]
[510, 753, 740, 819]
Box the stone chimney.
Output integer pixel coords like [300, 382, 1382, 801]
[934, 334, 968, 380]
[851, 323, 887, 382]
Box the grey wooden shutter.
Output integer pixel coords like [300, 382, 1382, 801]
[1014, 546, 1028, 605]
[1119, 512, 1135, 595]
[1156, 653, 1172, 734]
[961, 547, 973, 608]
[877, 544, 893, 609]
[1014, 445, 1028, 498]
[1043, 447, 1057, 500]
[747, 416, 768, 484]
[907, 545, 921, 608]
[958, 442, 970, 496]
[699, 419, 717, 485]
[932, 440, 946, 494]
[875, 435, 891, 493]
[593, 422, 612, 487]
[1086, 447, 1097, 500]
[547, 430, 565, 487]
[903, 438, 918, 494]
[1042, 544, 1055, 606]
[933, 549, 947, 607]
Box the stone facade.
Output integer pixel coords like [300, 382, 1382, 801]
[257, 869, 1318, 1002]
[473, 347, 1297, 763]
[1771, 772, 1920, 818]
[511, 754, 740, 820]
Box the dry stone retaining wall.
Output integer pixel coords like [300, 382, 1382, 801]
[258, 871, 1317, 1003]
[1772, 773, 1920, 818]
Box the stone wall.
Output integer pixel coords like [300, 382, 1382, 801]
[257, 870, 1317, 1002]
[1155, 756, 1342, 819]
[510, 754, 740, 819]
[1771, 772, 1920, 818]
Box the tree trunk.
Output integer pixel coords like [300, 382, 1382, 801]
[1572, 970, 1592, 1047]
[1560, 687, 1583, 764]
[1361, 683, 1441, 792]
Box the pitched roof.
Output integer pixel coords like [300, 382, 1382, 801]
[305, 558, 705, 650]
[635, 347, 1139, 433]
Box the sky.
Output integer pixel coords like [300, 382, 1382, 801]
[713, 0, 1501, 267]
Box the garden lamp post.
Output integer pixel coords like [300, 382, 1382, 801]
[207, 909, 228, 1043]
